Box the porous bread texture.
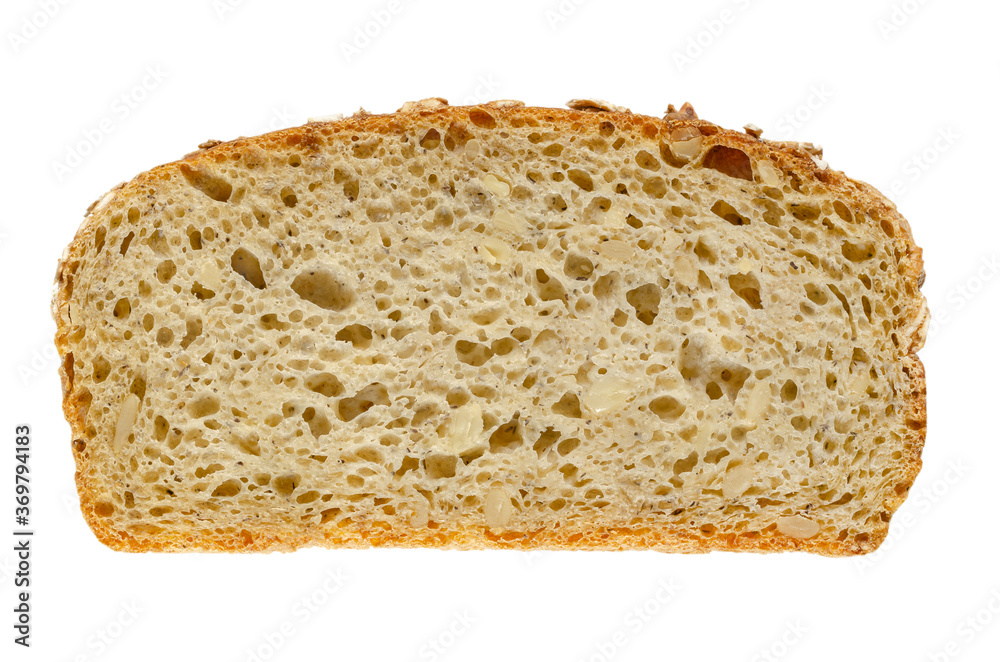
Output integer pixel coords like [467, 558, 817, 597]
[53, 100, 927, 555]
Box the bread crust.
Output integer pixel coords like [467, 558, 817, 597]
[52, 100, 927, 555]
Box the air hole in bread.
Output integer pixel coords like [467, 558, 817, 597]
[673, 451, 699, 475]
[489, 416, 522, 453]
[468, 109, 496, 129]
[455, 340, 493, 367]
[425, 454, 457, 479]
[291, 268, 355, 311]
[791, 202, 821, 221]
[112, 298, 131, 319]
[230, 248, 266, 289]
[339, 384, 390, 422]
[535, 269, 567, 304]
[636, 150, 660, 171]
[545, 193, 568, 212]
[418, 129, 441, 150]
[728, 273, 763, 310]
[302, 407, 332, 438]
[212, 479, 241, 497]
[543, 143, 564, 157]
[336, 324, 373, 348]
[155, 327, 174, 347]
[702, 145, 753, 180]
[119, 232, 135, 256]
[280, 186, 298, 208]
[650, 395, 685, 420]
[180, 164, 233, 202]
[91, 356, 111, 384]
[273, 473, 300, 496]
[188, 395, 220, 419]
[94, 226, 107, 253]
[642, 177, 667, 198]
[567, 169, 594, 191]
[626, 284, 661, 325]
[711, 200, 750, 226]
[842, 240, 876, 262]
[179, 319, 202, 349]
[552, 392, 583, 419]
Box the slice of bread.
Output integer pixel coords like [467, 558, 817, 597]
[52, 98, 927, 555]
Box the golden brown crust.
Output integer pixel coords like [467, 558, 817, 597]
[53, 100, 926, 555]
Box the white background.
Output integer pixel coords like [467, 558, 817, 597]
[0, 0, 997, 660]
